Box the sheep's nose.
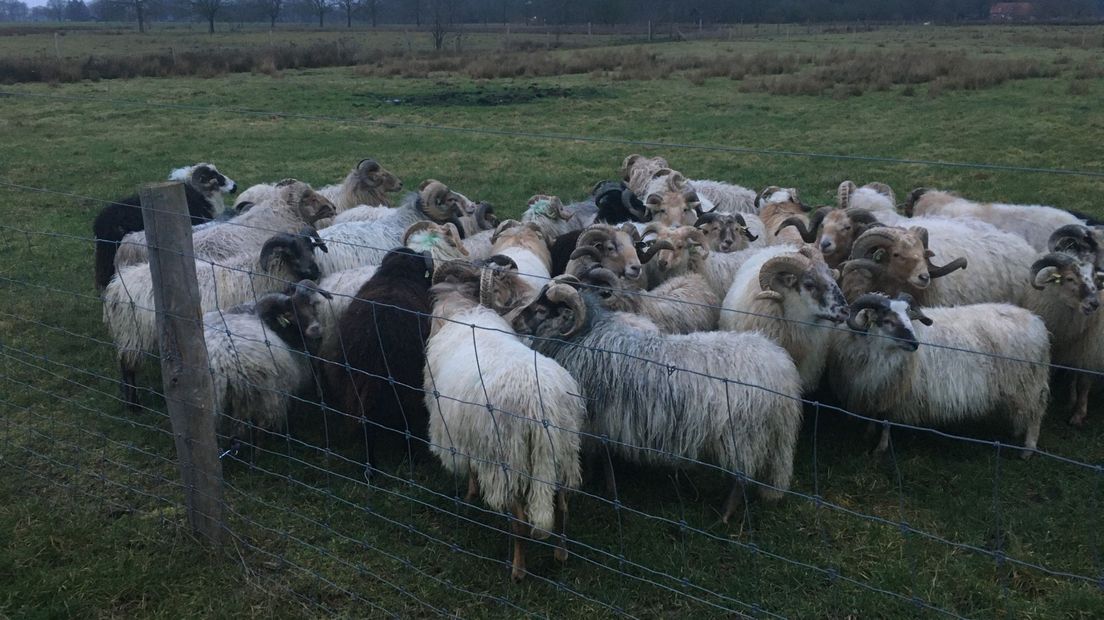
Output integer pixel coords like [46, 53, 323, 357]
[625, 264, 642, 279]
[657, 259, 668, 270]
[820, 239, 832, 251]
[917, 273, 930, 285]
[720, 240, 732, 250]
[1086, 298, 1100, 314]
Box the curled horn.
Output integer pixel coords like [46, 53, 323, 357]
[491, 219, 522, 245]
[430, 259, 474, 285]
[904, 188, 930, 217]
[620, 222, 642, 242]
[620, 154, 643, 181]
[419, 181, 454, 222]
[545, 196, 570, 220]
[402, 220, 439, 246]
[756, 254, 810, 302]
[847, 293, 892, 331]
[733, 213, 759, 241]
[576, 227, 613, 250]
[474, 203, 498, 230]
[1030, 253, 1076, 290]
[357, 158, 381, 172]
[622, 189, 648, 221]
[866, 182, 896, 204]
[1048, 224, 1098, 256]
[693, 212, 720, 227]
[850, 227, 903, 261]
[259, 233, 296, 268]
[837, 181, 857, 209]
[485, 254, 519, 270]
[292, 278, 333, 301]
[847, 209, 882, 232]
[911, 227, 967, 278]
[895, 292, 933, 326]
[477, 255, 518, 309]
[543, 282, 588, 337]
[640, 239, 677, 264]
[776, 209, 825, 243]
[686, 227, 709, 250]
[568, 245, 603, 263]
[579, 265, 621, 298]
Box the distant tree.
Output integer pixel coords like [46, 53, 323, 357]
[259, 0, 282, 26]
[364, 0, 379, 25]
[407, 0, 420, 24]
[65, 0, 92, 19]
[191, 0, 221, 32]
[336, 0, 356, 26]
[46, 0, 65, 20]
[305, 0, 329, 25]
[0, 0, 30, 20]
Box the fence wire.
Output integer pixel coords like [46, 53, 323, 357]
[3, 159, 1104, 618]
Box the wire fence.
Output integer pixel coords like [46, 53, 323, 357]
[3, 121, 1104, 617]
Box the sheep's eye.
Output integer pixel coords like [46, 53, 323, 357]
[892, 252, 900, 258]
[842, 225, 851, 231]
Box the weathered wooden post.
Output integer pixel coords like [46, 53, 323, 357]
[140, 182, 225, 545]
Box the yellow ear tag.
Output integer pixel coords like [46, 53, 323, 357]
[1051, 274, 1063, 284]
[277, 314, 291, 328]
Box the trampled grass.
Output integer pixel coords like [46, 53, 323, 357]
[2, 24, 1104, 618]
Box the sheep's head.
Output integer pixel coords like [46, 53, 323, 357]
[403, 221, 470, 263]
[778, 207, 882, 267]
[451, 202, 498, 238]
[1048, 224, 1101, 267]
[644, 175, 702, 227]
[566, 223, 643, 282]
[843, 227, 966, 299]
[640, 223, 709, 284]
[431, 255, 530, 315]
[1031, 252, 1102, 315]
[277, 180, 337, 225]
[621, 153, 669, 183]
[510, 275, 588, 340]
[259, 227, 328, 282]
[694, 212, 757, 253]
[257, 279, 333, 352]
[837, 180, 896, 211]
[592, 180, 648, 223]
[756, 245, 849, 324]
[755, 186, 804, 211]
[352, 158, 403, 201]
[375, 246, 436, 288]
[416, 179, 471, 222]
[845, 293, 932, 351]
[170, 162, 237, 196]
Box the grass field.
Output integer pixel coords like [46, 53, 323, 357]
[2, 23, 1104, 618]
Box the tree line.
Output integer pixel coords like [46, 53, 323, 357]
[3, 0, 1100, 33]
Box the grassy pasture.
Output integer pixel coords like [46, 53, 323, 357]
[2, 24, 1104, 618]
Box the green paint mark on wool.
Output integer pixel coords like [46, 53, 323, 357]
[529, 198, 553, 217]
[407, 231, 440, 252]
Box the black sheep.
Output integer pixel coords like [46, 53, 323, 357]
[549, 181, 649, 276]
[92, 163, 236, 291]
[319, 247, 435, 472]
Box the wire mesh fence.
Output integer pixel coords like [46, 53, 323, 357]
[2, 112, 1104, 617]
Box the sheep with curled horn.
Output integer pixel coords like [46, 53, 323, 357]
[641, 170, 705, 227]
[554, 223, 644, 283]
[578, 256, 720, 335]
[836, 180, 906, 224]
[638, 223, 711, 289]
[1048, 224, 1104, 271]
[904, 187, 1092, 253]
[694, 212, 762, 253]
[313, 180, 465, 275]
[520, 194, 587, 241]
[841, 220, 1037, 307]
[1021, 251, 1104, 427]
[755, 186, 813, 246]
[313, 158, 405, 227]
[775, 205, 884, 268]
[489, 219, 553, 297]
[423, 259, 584, 582]
[622, 154, 671, 197]
[114, 179, 334, 272]
[720, 244, 849, 392]
[104, 227, 329, 410]
[510, 275, 803, 523]
[827, 292, 1050, 458]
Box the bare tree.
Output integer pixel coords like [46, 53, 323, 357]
[364, 0, 378, 26]
[260, 0, 282, 27]
[306, 0, 330, 26]
[428, 0, 459, 50]
[46, 0, 65, 20]
[337, 0, 356, 26]
[191, 0, 221, 33]
[128, 0, 148, 33]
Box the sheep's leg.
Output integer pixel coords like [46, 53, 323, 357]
[603, 456, 617, 499]
[863, 421, 877, 439]
[721, 477, 745, 524]
[465, 468, 479, 504]
[1021, 415, 1041, 460]
[1069, 374, 1092, 427]
[510, 502, 528, 583]
[119, 360, 139, 411]
[553, 489, 569, 564]
[873, 424, 891, 455]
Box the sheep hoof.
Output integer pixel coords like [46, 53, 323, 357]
[1068, 414, 1087, 428]
[554, 547, 569, 564]
[1019, 448, 1034, 460]
[510, 567, 526, 583]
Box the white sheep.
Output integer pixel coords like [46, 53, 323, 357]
[828, 293, 1050, 458]
[720, 244, 850, 392]
[489, 220, 552, 297]
[425, 262, 584, 582]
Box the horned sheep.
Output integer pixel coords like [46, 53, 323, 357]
[828, 293, 1050, 458]
[511, 277, 804, 523]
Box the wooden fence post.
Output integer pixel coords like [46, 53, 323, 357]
[140, 182, 225, 545]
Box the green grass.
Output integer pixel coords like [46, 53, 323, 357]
[2, 24, 1104, 618]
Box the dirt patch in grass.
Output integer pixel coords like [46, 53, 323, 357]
[357, 84, 606, 107]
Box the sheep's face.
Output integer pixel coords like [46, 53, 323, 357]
[645, 190, 701, 227]
[295, 190, 337, 225]
[572, 226, 643, 281]
[846, 294, 931, 352]
[758, 250, 849, 324]
[492, 221, 547, 255]
[354, 158, 403, 195]
[446, 189, 477, 216]
[260, 231, 325, 283]
[641, 225, 707, 275]
[696, 214, 753, 253]
[1034, 258, 1101, 315]
[403, 222, 469, 262]
[818, 210, 856, 261]
[171, 163, 237, 196]
[856, 232, 930, 290]
[510, 285, 586, 341]
[256, 282, 330, 353]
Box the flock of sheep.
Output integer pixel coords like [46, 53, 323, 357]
[91, 154, 1104, 581]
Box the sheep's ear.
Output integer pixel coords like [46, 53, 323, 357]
[776, 272, 799, 290]
[645, 194, 663, 210]
[850, 308, 874, 331]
